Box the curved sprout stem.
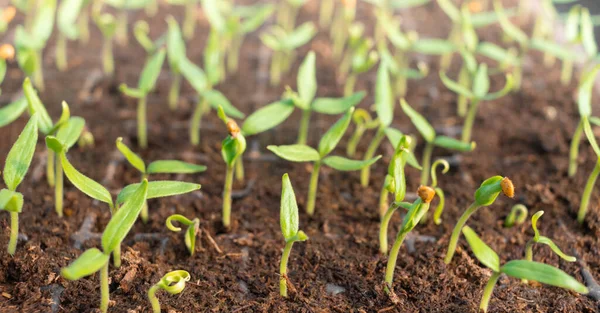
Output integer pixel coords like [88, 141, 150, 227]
[445, 202, 481, 264]
[479, 271, 501, 313]
[504, 204, 528, 228]
[578, 158, 600, 224]
[384, 231, 408, 294]
[223, 165, 234, 228]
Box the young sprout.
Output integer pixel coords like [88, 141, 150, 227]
[133, 20, 163, 55]
[218, 107, 247, 229]
[558, 5, 597, 85]
[444, 176, 514, 264]
[119, 49, 166, 149]
[61, 180, 149, 313]
[148, 270, 191, 313]
[330, 0, 356, 60]
[0, 114, 38, 255]
[93, 11, 118, 76]
[166, 215, 200, 255]
[170, 0, 200, 40]
[384, 186, 435, 298]
[102, 0, 143, 47]
[0, 6, 16, 33]
[429, 159, 450, 225]
[401, 99, 475, 186]
[279, 173, 308, 297]
[55, 0, 86, 71]
[319, 0, 334, 27]
[338, 23, 379, 96]
[268, 108, 382, 216]
[166, 16, 185, 111]
[346, 109, 380, 157]
[276, 0, 307, 32]
[503, 204, 528, 228]
[116, 137, 206, 222]
[260, 22, 316, 86]
[461, 225, 587, 313]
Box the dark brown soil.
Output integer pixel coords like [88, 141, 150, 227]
[0, 1, 599, 312]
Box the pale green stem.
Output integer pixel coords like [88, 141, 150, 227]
[223, 165, 234, 229]
[379, 204, 397, 255]
[561, 59, 573, 86]
[344, 74, 357, 97]
[444, 202, 481, 264]
[513, 62, 523, 90]
[78, 8, 90, 45]
[55, 155, 64, 217]
[56, 33, 67, 72]
[33, 50, 45, 92]
[168, 72, 181, 111]
[578, 158, 600, 224]
[432, 187, 445, 225]
[420, 141, 434, 186]
[297, 109, 311, 145]
[148, 284, 161, 313]
[100, 261, 109, 313]
[360, 128, 386, 187]
[8, 212, 18, 255]
[569, 120, 583, 177]
[395, 75, 407, 99]
[440, 25, 458, 71]
[235, 156, 244, 182]
[319, 0, 334, 28]
[461, 98, 480, 143]
[146, 0, 158, 17]
[116, 10, 128, 46]
[47, 149, 55, 187]
[379, 183, 389, 220]
[306, 161, 321, 216]
[347, 125, 365, 157]
[138, 96, 147, 149]
[140, 175, 149, 223]
[522, 239, 534, 284]
[113, 245, 121, 268]
[102, 37, 114, 76]
[183, 1, 196, 40]
[457, 66, 471, 117]
[270, 51, 281, 86]
[190, 98, 208, 146]
[384, 231, 408, 293]
[479, 272, 501, 313]
[279, 241, 294, 297]
[227, 36, 241, 74]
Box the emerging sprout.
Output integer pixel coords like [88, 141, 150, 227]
[430, 159, 450, 225]
[55, 0, 86, 71]
[0, 114, 38, 255]
[166, 16, 185, 111]
[279, 173, 308, 297]
[462, 225, 587, 313]
[93, 11, 118, 76]
[147, 270, 191, 313]
[444, 176, 514, 264]
[504, 204, 528, 228]
[268, 108, 381, 216]
[338, 23, 379, 96]
[346, 109, 379, 157]
[119, 49, 166, 149]
[276, 0, 307, 32]
[172, 0, 200, 40]
[166, 214, 200, 255]
[319, 0, 334, 28]
[330, 0, 356, 60]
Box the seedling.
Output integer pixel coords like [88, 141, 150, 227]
[429, 159, 450, 225]
[61, 180, 149, 313]
[103, 0, 147, 46]
[338, 23, 379, 96]
[558, 5, 598, 85]
[148, 270, 191, 313]
[55, 0, 86, 71]
[0, 114, 38, 255]
[461, 225, 587, 313]
[119, 49, 166, 149]
[276, 0, 307, 32]
[164, 16, 188, 111]
[330, 0, 356, 60]
[166, 214, 200, 255]
[384, 186, 435, 297]
[401, 99, 474, 185]
[503, 204, 527, 228]
[346, 109, 380, 157]
[116, 137, 206, 222]
[171, 0, 200, 39]
[444, 176, 514, 264]
[133, 20, 164, 55]
[260, 22, 316, 86]
[318, 0, 334, 27]
[279, 173, 308, 297]
[268, 108, 382, 216]
[92, 10, 118, 76]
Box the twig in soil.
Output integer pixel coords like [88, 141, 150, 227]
[231, 179, 256, 199]
[71, 213, 100, 249]
[41, 284, 65, 313]
[200, 228, 223, 254]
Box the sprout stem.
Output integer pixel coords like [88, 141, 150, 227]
[8, 212, 18, 255]
[56, 33, 67, 72]
[47, 149, 55, 187]
[578, 158, 600, 224]
[279, 241, 294, 297]
[360, 127, 386, 187]
[379, 179, 389, 219]
[146, 0, 158, 17]
[115, 10, 128, 46]
[420, 142, 434, 186]
[235, 156, 244, 182]
[569, 120, 583, 177]
[319, 0, 334, 28]
[297, 109, 311, 145]
[78, 8, 90, 45]
[102, 37, 114, 76]
[55, 156, 64, 217]
[479, 271, 501, 313]
[223, 165, 234, 228]
[138, 96, 147, 149]
[522, 239, 534, 284]
[461, 98, 480, 143]
[379, 203, 398, 255]
[148, 284, 161, 313]
[113, 245, 121, 268]
[100, 261, 109, 313]
[227, 36, 241, 74]
[190, 98, 208, 146]
[306, 161, 321, 216]
[347, 124, 365, 157]
[33, 50, 44, 91]
[384, 231, 408, 293]
[457, 66, 470, 117]
[270, 51, 282, 86]
[343, 74, 357, 97]
[440, 25, 459, 71]
[561, 59, 573, 86]
[168, 72, 181, 111]
[183, 1, 196, 40]
[432, 187, 445, 225]
[444, 202, 480, 264]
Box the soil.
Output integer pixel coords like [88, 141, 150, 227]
[0, 1, 599, 312]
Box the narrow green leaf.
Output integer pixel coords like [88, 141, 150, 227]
[3, 114, 38, 191]
[472, 64, 490, 99]
[578, 64, 600, 117]
[536, 237, 577, 262]
[61, 248, 110, 280]
[312, 92, 365, 115]
[45, 136, 64, 154]
[582, 118, 600, 156]
[440, 71, 475, 99]
[31, 0, 56, 46]
[280, 173, 299, 241]
[318, 108, 353, 157]
[116, 180, 201, 205]
[58, 149, 113, 206]
[179, 57, 208, 93]
[0, 189, 23, 213]
[23, 78, 52, 134]
[474, 176, 503, 206]
[471, 8, 517, 28]
[482, 74, 514, 101]
[323, 155, 381, 171]
[433, 136, 475, 151]
[437, 0, 460, 21]
[56, 117, 85, 150]
[297, 51, 316, 108]
[375, 64, 393, 127]
[501, 260, 588, 294]
[147, 160, 206, 174]
[239, 4, 275, 33]
[57, 0, 83, 39]
[529, 38, 575, 61]
[282, 22, 316, 51]
[241, 99, 295, 136]
[476, 42, 519, 65]
[201, 0, 226, 32]
[462, 225, 500, 272]
[581, 8, 598, 57]
[0, 97, 28, 128]
[116, 137, 146, 173]
[411, 39, 455, 55]
[119, 85, 144, 98]
[267, 144, 320, 162]
[138, 49, 166, 93]
[493, 0, 528, 46]
[400, 99, 436, 143]
[203, 90, 245, 119]
[166, 16, 186, 70]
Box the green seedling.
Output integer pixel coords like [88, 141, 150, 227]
[268, 108, 382, 216]
[133, 20, 164, 55]
[429, 159, 450, 224]
[93, 10, 118, 76]
[116, 137, 206, 222]
[166, 214, 200, 255]
[401, 99, 475, 185]
[13, 0, 56, 91]
[148, 270, 191, 313]
[218, 107, 247, 229]
[444, 176, 514, 264]
[330, 0, 356, 60]
[319, 0, 334, 27]
[103, 0, 151, 46]
[0, 114, 38, 255]
[260, 22, 316, 86]
[440, 63, 513, 143]
[165, 16, 185, 111]
[384, 186, 435, 298]
[119, 49, 166, 149]
[276, 0, 306, 32]
[55, 0, 85, 71]
[279, 173, 308, 297]
[61, 180, 148, 313]
[338, 23, 379, 96]
[504, 204, 527, 228]
[556, 5, 597, 85]
[0, 6, 16, 33]
[462, 225, 587, 313]
[346, 109, 380, 157]
[169, 0, 200, 39]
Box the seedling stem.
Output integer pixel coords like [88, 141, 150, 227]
[279, 241, 294, 297]
[578, 158, 600, 224]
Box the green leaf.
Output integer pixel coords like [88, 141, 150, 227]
[116, 180, 201, 205]
[267, 144, 320, 162]
[474, 176, 503, 206]
[282, 22, 316, 50]
[582, 118, 600, 157]
[471, 8, 516, 28]
[23, 78, 52, 134]
[179, 57, 208, 93]
[0, 189, 23, 213]
[297, 51, 316, 109]
[0, 97, 28, 128]
[476, 42, 519, 65]
[221, 135, 246, 166]
[529, 38, 575, 61]
[116, 137, 146, 173]
[119, 85, 144, 98]
[312, 92, 365, 115]
[61, 248, 110, 280]
[280, 173, 299, 241]
[166, 16, 186, 71]
[102, 180, 148, 254]
[472, 64, 490, 99]
[3, 114, 38, 191]
[31, 0, 56, 46]
[241, 99, 295, 136]
[45, 136, 64, 154]
[239, 4, 275, 33]
[433, 136, 475, 151]
[201, 0, 226, 32]
[437, 0, 460, 22]
[323, 155, 381, 171]
[581, 8, 598, 57]
[318, 108, 353, 157]
[390, 0, 430, 9]
[147, 160, 206, 174]
[203, 89, 245, 119]
[411, 39, 455, 55]
[440, 71, 475, 99]
[578, 64, 600, 117]
[501, 260, 588, 294]
[138, 49, 166, 93]
[375, 63, 393, 127]
[56, 117, 85, 150]
[493, 0, 528, 46]
[462, 225, 500, 272]
[57, 0, 83, 39]
[400, 99, 436, 143]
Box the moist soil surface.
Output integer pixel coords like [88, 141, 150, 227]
[1, 1, 600, 312]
